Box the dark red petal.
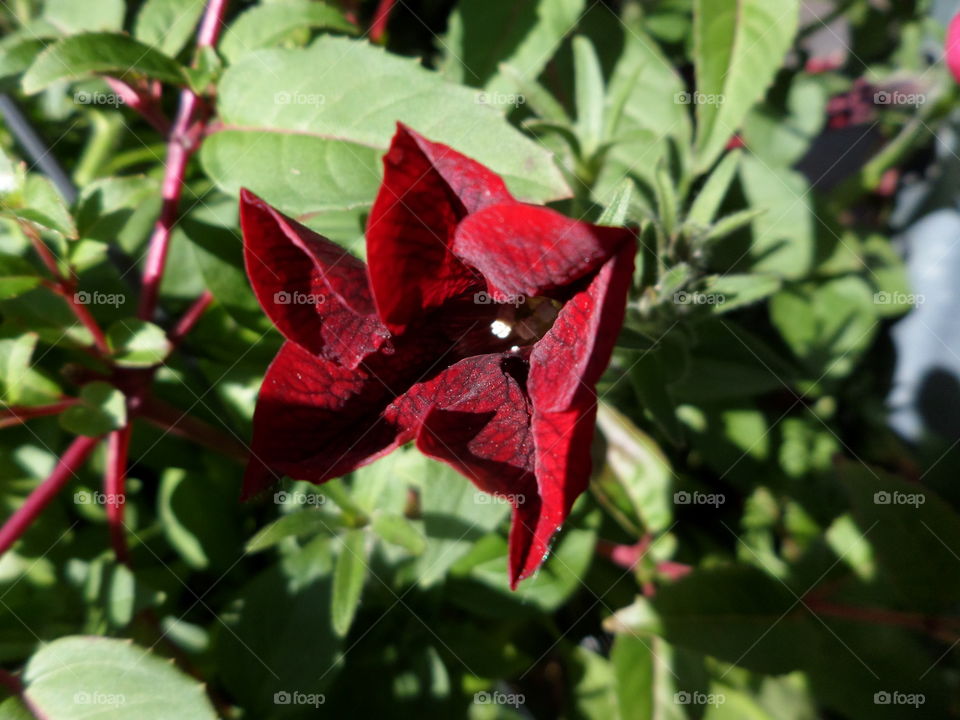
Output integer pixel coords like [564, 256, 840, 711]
[241, 341, 410, 499]
[452, 202, 635, 300]
[240, 189, 391, 369]
[529, 239, 636, 412]
[366, 124, 513, 333]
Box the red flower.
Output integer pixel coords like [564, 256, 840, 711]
[240, 124, 636, 587]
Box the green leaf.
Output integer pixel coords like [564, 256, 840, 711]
[134, 0, 205, 57]
[219, 0, 355, 62]
[442, 0, 585, 93]
[83, 559, 164, 628]
[654, 162, 678, 237]
[246, 508, 343, 553]
[331, 529, 367, 637]
[692, 0, 799, 171]
[371, 512, 426, 555]
[630, 350, 684, 445]
[701, 207, 766, 244]
[0, 254, 41, 299]
[106, 319, 170, 368]
[0, 698, 32, 720]
[596, 403, 675, 534]
[687, 149, 742, 227]
[21, 636, 216, 719]
[596, 179, 633, 226]
[59, 381, 125, 436]
[202, 37, 570, 215]
[43, 0, 125, 34]
[0, 333, 60, 405]
[23, 33, 191, 94]
[703, 273, 782, 314]
[4, 174, 77, 238]
[573, 36, 605, 156]
[0, 38, 48, 82]
[738, 155, 814, 278]
[498, 62, 570, 124]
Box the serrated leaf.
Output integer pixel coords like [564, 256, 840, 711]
[106, 319, 170, 367]
[23, 33, 191, 94]
[219, 0, 355, 62]
[134, 0, 205, 57]
[202, 37, 570, 215]
[692, 0, 799, 171]
[21, 636, 217, 719]
[59, 381, 126, 436]
[331, 529, 367, 637]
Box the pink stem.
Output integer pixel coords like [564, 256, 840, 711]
[137, 0, 230, 321]
[169, 290, 214, 347]
[60, 287, 111, 354]
[0, 435, 101, 557]
[105, 77, 170, 135]
[105, 427, 132, 564]
[370, 0, 396, 42]
[0, 399, 78, 429]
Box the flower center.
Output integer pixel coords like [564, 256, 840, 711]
[488, 296, 561, 346]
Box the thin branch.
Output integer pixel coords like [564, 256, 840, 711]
[104, 426, 132, 564]
[0, 399, 78, 429]
[0, 435, 101, 557]
[169, 290, 214, 347]
[138, 396, 248, 461]
[370, 0, 396, 42]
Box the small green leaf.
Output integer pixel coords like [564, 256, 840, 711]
[498, 62, 569, 124]
[3, 174, 77, 238]
[573, 35, 605, 156]
[331, 529, 368, 637]
[134, 0, 205, 57]
[23, 32, 191, 94]
[687, 148, 742, 226]
[703, 273, 782, 314]
[371, 512, 426, 555]
[219, 0, 355, 62]
[701, 207, 766, 244]
[0, 254, 41, 299]
[596, 179, 634, 226]
[59, 381, 126, 436]
[0, 333, 60, 405]
[0, 38, 47, 82]
[654, 162, 678, 237]
[246, 509, 344, 553]
[106, 319, 171, 367]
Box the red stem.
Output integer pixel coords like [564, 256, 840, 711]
[59, 287, 111, 354]
[105, 426, 132, 564]
[370, 0, 396, 42]
[0, 435, 101, 557]
[138, 0, 230, 321]
[0, 399, 78, 429]
[169, 290, 214, 347]
[104, 77, 170, 135]
[138, 396, 249, 461]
